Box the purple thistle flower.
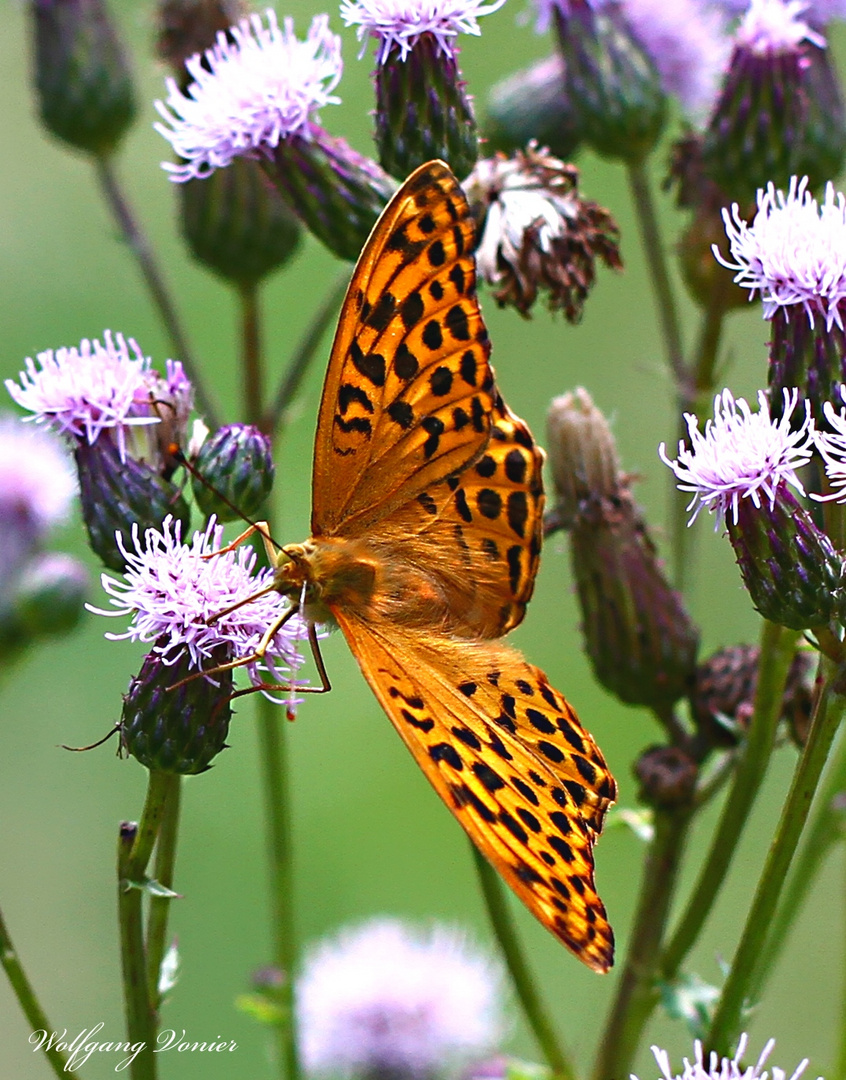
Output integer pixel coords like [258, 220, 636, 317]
[0, 414, 75, 539]
[813, 388, 846, 498]
[90, 515, 308, 695]
[637, 1033, 816, 1080]
[155, 11, 342, 182]
[298, 919, 504, 1078]
[340, 0, 507, 63]
[659, 388, 814, 525]
[717, 176, 846, 329]
[5, 331, 172, 461]
[733, 0, 824, 54]
[535, 0, 731, 119]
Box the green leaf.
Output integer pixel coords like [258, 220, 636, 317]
[235, 993, 287, 1027]
[658, 973, 721, 1038]
[157, 942, 180, 998]
[607, 807, 655, 843]
[123, 876, 182, 899]
[504, 1058, 552, 1080]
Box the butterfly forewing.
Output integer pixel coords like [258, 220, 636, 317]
[332, 614, 616, 973]
[313, 161, 496, 538]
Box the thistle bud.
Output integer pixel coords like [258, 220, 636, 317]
[191, 424, 275, 521]
[121, 643, 233, 774]
[13, 552, 89, 639]
[635, 746, 698, 810]
[548, 389, 700, 714]
[76, 438, 191, 571]
[690, 643, 813, 750]
[342, 0, 508, 179]
[269, 132, 395, 263]
[156, 0, 248, 81]
[483, 56, 581, 161]
[701, 2, 845, 204]
[31, 0, 136, 157]
[180, 159, 302, 285]
[552, 0, 666, 163]
[371, 35, 478, 179]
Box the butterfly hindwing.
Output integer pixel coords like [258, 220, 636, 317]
[312, 160, 497, 539]
[333, 612, 616, 972]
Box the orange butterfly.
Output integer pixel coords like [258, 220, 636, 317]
[257, 160, 616, 971]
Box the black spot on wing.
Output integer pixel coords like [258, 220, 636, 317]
[338, 383, 374, 414]
[445, 304, 471, 341]
[430, 366, 453, 396]
[394, 343, 419, 380]
[401, 291, 425, 330]
[350, 340, 386, 387]
[366, 291, 396, 333]
[387, 400, 414, 429]
[422, 320, 443, 351]
[504, 448, 528, 483]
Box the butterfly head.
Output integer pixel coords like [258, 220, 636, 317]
[271, 536, 381, 625]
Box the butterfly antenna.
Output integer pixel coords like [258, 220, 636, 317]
[168, 443, 285, 549]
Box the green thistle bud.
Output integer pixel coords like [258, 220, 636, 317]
[156, 0, 248, 83]
[269, 132, 395, 262]
[483, 55, 581, 162]
[191, 424, 275, 522]
[121, 644, 233, 774]
[690, 643, 813, 750]
[75, 438, 191, 571]
[374, 36, 478, 180]
[553, 1, 666, 164]
[31, 0, 136, 157]
[635, 745, 698, 810]
[728, 489, 845, 632]
[180, 158, 302, 285]
[13, 553, 89, 639]
[547, 390, 700, 714]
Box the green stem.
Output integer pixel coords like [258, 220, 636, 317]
[661, 623, 800, 981]
[257, 700, 299, 1080]
[118, 770, 172, 1080]
[146, 775, 182, 1007]
[625, 159, 685, 384]
[707, 659, 846, 1054]
[240, 282, 265, 433]
[264, 271, 349, 436]
[238, 275, 300, 1080]
[93, 154, 220, 427]
[839, 852, 846, 1080]
[591, 807, 691, 1080]
[746, 728, 846, 1006]
[469, 843, 575, 1080]
[0, 904, 81, 1079]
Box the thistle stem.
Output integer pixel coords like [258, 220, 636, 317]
[707, 658, 846, 1054]
[0, 903, 79, 1079]
[661, 623, 800, 980]
[470, 842, 575, 1080]
[625, 159, 684, 384]
[591, 807, 691, 1080]
[746, 728, 846, 1006]
[118, 770, 173, 1080]
[257, 701, 299, 1080]
[93, 154, 219, 427]
[146, 774, 182, 1007]
[239, 273, 300, 1080]
[264, 271, 349, 435]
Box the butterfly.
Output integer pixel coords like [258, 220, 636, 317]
[263, 159, 616, 972]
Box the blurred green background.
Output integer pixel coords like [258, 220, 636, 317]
[0, 2, 842, 1078]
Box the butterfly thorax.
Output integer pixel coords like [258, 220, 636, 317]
[274, 535, 474, 633]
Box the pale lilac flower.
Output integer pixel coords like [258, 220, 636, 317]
[623, 0, 731, 117]
[716, 177, 846, 330]
[813, 387, 846, 499]
[534, 0, 731, 117]
[0, 415, 75, 537]
[709, 0, 846, 25]
[298, 919, 504, 1078]
[341, 0, 507, 63]
[155, 11, 342, 181]
[89, 515, 307, 691]
[659, 388, 815, 525]
[4, 332, 178, 462]
[733, 0, 824, 53]
[635, 1033, 817, 1080]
